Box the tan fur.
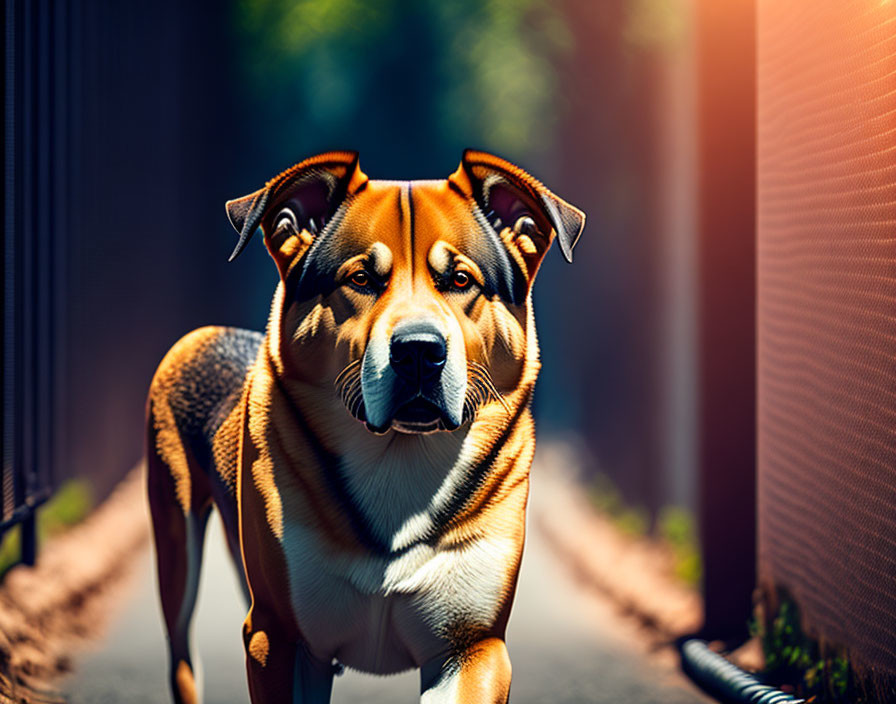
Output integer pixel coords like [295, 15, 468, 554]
[147, 151, 584, 703]
[455, 639, 512, 704]
[175, 660, 199, 704]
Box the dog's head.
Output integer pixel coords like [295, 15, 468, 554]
[226, 150, 584, 435]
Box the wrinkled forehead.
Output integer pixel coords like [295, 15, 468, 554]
[294, 179, 524, 302]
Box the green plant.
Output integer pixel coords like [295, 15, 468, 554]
[754, 590, 872, 703]
[0, 479, 93, 577]
[657, 506, 701, 587]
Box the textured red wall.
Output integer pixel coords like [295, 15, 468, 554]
[758, 0, 896, 677]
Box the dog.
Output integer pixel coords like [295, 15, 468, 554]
[146, 150, 585, 704]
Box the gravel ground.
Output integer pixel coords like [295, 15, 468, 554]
[62, 460, 710, 704]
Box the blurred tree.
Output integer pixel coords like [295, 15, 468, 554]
[231, 0, 571, 178]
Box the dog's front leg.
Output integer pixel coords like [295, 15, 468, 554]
[242, 609, 333, 704]
[420, 638, 512, 704]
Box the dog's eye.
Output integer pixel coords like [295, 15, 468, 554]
[274, 207, 298, 232]
[451, 270, 472, 290]
[348, 271, 370, 288]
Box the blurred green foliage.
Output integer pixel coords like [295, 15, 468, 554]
[232, 0, 572, 176]
[589, 473, 649, 537]
[589, 473, 701, 588]
[657, 506, 701, 586]
[0, 480, 93, 578]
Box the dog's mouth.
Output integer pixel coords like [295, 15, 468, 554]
[355, 396, 457, 435]
[335, 358, 506, 436]
[387, 397, 456, 435]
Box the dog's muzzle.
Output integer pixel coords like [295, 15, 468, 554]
[358, 316, 466, 434]
[384, 320, 450, 432]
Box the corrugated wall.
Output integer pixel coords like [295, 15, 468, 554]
[757, 0, 896, 677]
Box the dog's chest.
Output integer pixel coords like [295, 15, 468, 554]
[278, 437, 519, 673]
[281, 525, 517, 673]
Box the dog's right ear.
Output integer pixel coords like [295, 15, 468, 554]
[225, 152, 367, 272]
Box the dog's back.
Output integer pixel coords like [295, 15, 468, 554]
[146, 325, 260, 704]
[147, 326, 261, 485]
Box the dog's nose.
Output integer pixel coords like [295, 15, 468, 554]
[389, 320, 447, 386]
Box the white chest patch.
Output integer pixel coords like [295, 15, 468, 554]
[339, 429, 477, 550]
[277, 431, 517, 674]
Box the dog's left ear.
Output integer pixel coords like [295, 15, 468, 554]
[450, 149, 585, 281]
[225, 151, 367, 278]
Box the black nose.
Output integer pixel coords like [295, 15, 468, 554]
[389, 320, 447, 386]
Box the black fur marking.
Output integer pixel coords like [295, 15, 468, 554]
[290, 202, 353, 302]
[445, 177, 526, 305]
[447, 178, 467, 199]
[167, 329, 263, 480]
[467, 205, 527, 306]
[289, 183, 525, 310]
[427, 390, 531, 533]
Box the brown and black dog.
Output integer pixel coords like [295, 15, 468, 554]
[146, 150, 585, 704]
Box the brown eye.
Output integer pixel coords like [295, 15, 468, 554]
[452, 270, 472, 290]
[349, 271, 370, 288]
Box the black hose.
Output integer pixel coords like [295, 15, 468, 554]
[680, 639, 805, 704]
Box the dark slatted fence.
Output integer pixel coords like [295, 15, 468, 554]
[2, 0, 252, 566]
[2, 0, 69, 563]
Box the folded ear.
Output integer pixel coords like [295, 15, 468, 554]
[225, 151, 367, 277]
[450, 149, 585, 281]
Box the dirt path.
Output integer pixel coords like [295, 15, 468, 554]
[60, 456, 710, 704]
[0, 470, 149, 703]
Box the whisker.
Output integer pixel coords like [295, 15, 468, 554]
[343, 385, 364, 411]
[350, 393, 366, 419]
[339, 368, 360, 389]
[481, 377, 511, 415]
[466, 362, 511, 417]
[474, 385, 487, 408]
[337, 377, 362, 406]
[337, 372, 353, 397]
[334, 358, 362, 388]
[332, 359, 366, 422]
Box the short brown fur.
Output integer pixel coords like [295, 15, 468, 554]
[147, 151, 584, 703]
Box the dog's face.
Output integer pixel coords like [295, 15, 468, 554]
[226, 151, 584, 435]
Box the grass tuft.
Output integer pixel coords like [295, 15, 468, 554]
[752, 590, 876, 703]
[0, 480, 94, 578]
[657, 506, 702, 587]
